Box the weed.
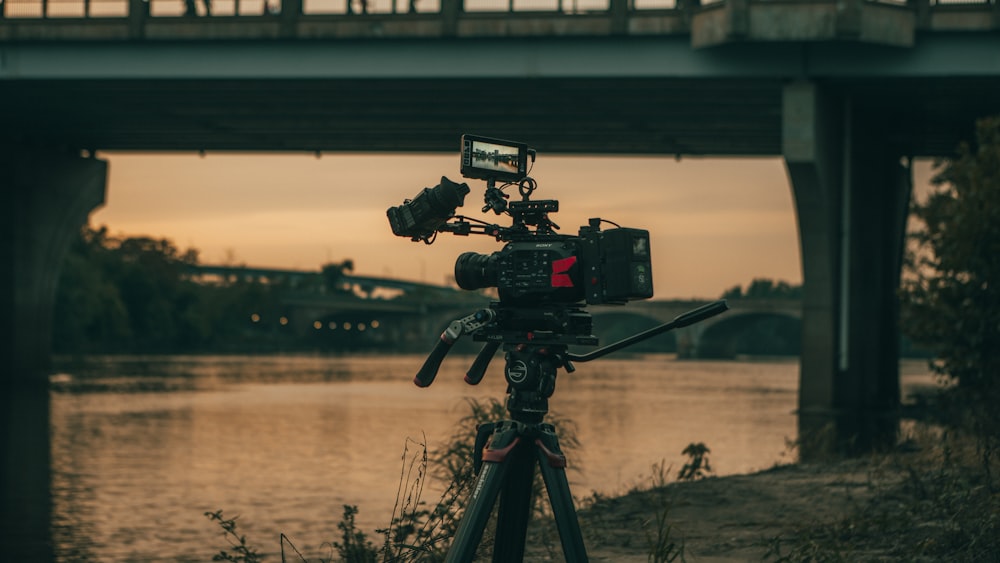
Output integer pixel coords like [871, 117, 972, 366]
[677, 442, 712, 481]
[332, 505, 378, 562]
[643, 459, 686, 563]
[204, 510, 263, 563]
[205, 398, 584, 561]
[644, 503, 685, 563]
[763, 424, 1000, 562]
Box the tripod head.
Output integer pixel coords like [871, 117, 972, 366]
[414, 299, 730, 421]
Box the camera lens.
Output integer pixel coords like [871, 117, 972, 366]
[454, 252, 498, 290]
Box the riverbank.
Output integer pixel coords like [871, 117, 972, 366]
[521, 431, 997, 562]
[566, 457, 906, 562]
[529, 454, 920, 563]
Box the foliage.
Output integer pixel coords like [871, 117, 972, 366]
[53, 225, 133, 351]
[899, 115, 1000, 442]
[322, 260, 355, 294]
[54, 224, 289, 353]
[572, 456, 688, 562]
[720, 278, 802, 300]
[645, 500, 684, 563]
[332, 506, 378, 563]
[206, 398, 581, 562]
[204, 510, 263, 563]
[377, 398, 581, 561]
[677, 442, 713, 481]
[376, 435, 461, 562]
[643, 460, 685, 563]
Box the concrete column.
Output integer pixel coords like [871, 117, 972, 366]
[128, 0, 148, 39]
[0, 147, 107, 560]
[783, 81, 844, 428]
[442, 0, 461, 36]
[782, 83, 909, 456]
[608, 0, 628, 35]
[280, 0, 302, 37]
[727, 0, 749, 39]
[836, 0, 864, 37]
[839, 110, 908, 447]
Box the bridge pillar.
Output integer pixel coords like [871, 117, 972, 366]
[674, 323, 706, 359]
[0, 146, 107, 559]
[783, 82, 908, 457]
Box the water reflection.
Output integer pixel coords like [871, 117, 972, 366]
[48, 354, 933, 561]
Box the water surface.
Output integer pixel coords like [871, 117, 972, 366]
[49, 354, 933, 561]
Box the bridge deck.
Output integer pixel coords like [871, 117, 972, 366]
[1, 0, 998, 156]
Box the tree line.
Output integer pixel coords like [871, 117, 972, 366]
[52, 226, 362, 354]
[720, 278, 802, 300]
[54, 226, 258, 353]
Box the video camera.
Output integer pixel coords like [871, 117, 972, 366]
[386, 135, 654, 307]
[384, 136, 730, 562]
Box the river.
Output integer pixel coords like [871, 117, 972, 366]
[48, 354, 935, 561]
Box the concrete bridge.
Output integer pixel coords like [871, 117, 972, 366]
[278, 289, 802, 357]
[272, 292, 802, 358]
[190, 264, 801, 355]
[2, 2, 1000, 557]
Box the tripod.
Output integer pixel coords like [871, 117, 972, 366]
[413, 300, 729, 562]
[447, 345, 587, 562]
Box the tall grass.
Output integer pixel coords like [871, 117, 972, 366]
[763, 422, 1000, 562]
[206, 397, 584, 562]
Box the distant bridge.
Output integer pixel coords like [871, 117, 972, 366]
[189, 263, 465, 297]
[281, 292, 802, 357]
[192, 264, 803, 357]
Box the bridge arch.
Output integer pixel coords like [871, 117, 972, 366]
[697, 311, 801, 359]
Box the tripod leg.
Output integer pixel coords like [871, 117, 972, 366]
[534, 425, 589, 562]
[492, 439, 535, 562]
[445, 423, 521, 563]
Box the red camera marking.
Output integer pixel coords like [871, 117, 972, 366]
[551, 256, 577, 287]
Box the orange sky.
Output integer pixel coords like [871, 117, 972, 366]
[92, 151, 936, 300]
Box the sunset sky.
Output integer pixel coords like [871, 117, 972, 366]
[92, 151, 936, 300]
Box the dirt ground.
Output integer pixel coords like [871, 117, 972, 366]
[525, 456, 909, 562]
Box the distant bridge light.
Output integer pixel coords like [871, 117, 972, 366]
[279, 316, 289, 326]
[358, 323, 366, 331]
[371, 320, 380, 329]
[343, 322, 352, 330]
[313, 321, 322, 330]
[329, 321, 337, 330]
[250, 313, 261, 323]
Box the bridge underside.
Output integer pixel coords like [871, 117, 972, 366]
[3, 75, 997, 157]
[2, 29, 1000, 557]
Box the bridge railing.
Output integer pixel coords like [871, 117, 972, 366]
[2, 0, 126, 17]
[0, 0, 993, 24]
[0, 0, 702, 19]
[0, 0, 624, 17]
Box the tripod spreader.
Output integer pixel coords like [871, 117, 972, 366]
[414, 308, 496, 387]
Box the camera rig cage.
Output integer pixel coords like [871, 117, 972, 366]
[386, 134, 727, 385]
[384, 135, 728, 562]
[388, 134, 654, 308]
